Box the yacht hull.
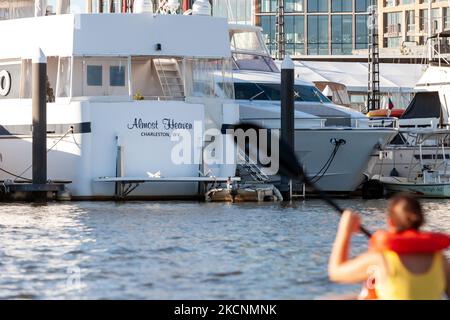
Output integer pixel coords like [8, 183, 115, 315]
[0, 100, 235, 199]
[294, 129, 396, 192]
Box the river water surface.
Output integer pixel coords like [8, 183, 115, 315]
[0, 199, 449, 299]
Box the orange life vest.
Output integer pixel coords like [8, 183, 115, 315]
[358, 229, 450, 300]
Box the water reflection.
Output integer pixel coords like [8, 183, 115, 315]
[0, 199, 448, 299]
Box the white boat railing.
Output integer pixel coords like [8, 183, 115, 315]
[242, 116, 399, 130]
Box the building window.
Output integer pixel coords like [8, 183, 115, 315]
[355, 15, 369, 49]
[332, 0, 352, 13]
[259, 15, 277, 54]
[419, 8, 440, 33]
[110, 66, 125, 87]
[285, 0, 304, 12]
[384, 11, 401, 34]
[332, 15, 353, 54]
[355, 0, 369, 13]
[384, 37, 401, 49]
[285, 15, 306, 55]
[402, 0, 414, 5]
[260, 0, 276, 13]
[445, 8, 450, 31]
[431, 8, 441, 34]
[419, 9, 428, 31]
[307, 15, 329, 55]
[87, 65, 102, 86]
[406, 10, 415, 33]
[307, 0, 328, 13]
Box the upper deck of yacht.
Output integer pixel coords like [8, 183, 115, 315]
[0, 13, 230, 60]
[0, 13, 234, 103]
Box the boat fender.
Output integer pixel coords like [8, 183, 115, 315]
[389, 167, 399, 177]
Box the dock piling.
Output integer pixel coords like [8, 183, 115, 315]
[32, 48, 47, 202]
[280, 56, 295, 200]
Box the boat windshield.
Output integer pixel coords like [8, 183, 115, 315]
[232, 53, 279, 72]
[230, 30, 267, 55]
[234, 82, 331, 103]
[230, 29, 279, 72]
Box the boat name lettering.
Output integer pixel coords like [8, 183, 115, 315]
[162, 118, 193, 130]
[127, 118, 158, 130]
[127, 118, 193, 131]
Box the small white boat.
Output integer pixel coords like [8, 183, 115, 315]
[373, 129, 450, 198]
[377, 175, 450, 198]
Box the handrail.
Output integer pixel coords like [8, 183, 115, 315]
[240, 116, 399, 129]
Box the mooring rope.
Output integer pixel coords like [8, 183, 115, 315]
[309, 138, 346, 184]
[13, 127, 74, 182]
[0, 127, 74, 183]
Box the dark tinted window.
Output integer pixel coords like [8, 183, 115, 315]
[234, 83, 270, 100]
[234, 82, 331, 103]
[87, 65, 102, 86]
[110, 66, 125, 87]
[294, 84, 330, 102]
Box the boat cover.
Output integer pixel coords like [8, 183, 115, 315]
[401, 92, 441, 119]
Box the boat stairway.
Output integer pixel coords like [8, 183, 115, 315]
[236, 150, 270, 183]
[153, 58, 185, 99]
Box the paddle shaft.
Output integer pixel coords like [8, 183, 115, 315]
[305, 181, 372, 238]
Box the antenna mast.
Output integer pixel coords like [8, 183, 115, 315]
[276, 0, 285, 60]
[367, 0, 380, 112]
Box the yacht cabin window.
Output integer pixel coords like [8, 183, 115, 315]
[76, 57, 129, 97]
[57, 57, 72, 98]
[87, 65, 103, 86]
[234, 82, 331, 103]
[50, 56, 233, 100]
[109, 66, 125, 86]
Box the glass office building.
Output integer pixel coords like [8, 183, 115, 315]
[255, 0, 370, 56]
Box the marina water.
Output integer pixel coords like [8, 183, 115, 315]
[0, 200, 449, 299]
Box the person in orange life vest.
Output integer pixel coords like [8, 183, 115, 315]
[328, 194, 450, 300]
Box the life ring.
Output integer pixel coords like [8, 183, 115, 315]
[0, 70, 11, 96]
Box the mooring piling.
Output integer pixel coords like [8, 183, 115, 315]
[32, 48, 48, 202]
[280, 55, 295, 200]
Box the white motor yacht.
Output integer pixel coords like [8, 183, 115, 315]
[229, 24, 397, 192]
[0, 9, 238, 199]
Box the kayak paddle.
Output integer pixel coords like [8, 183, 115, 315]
[228, 122, 372, 238]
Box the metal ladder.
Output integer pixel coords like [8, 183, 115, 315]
[153, 58, 184, 99]
[237, 150, 270, 182]
[367, 2, 380, 111]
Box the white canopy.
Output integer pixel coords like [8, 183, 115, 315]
[289, 61, 425, 94]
